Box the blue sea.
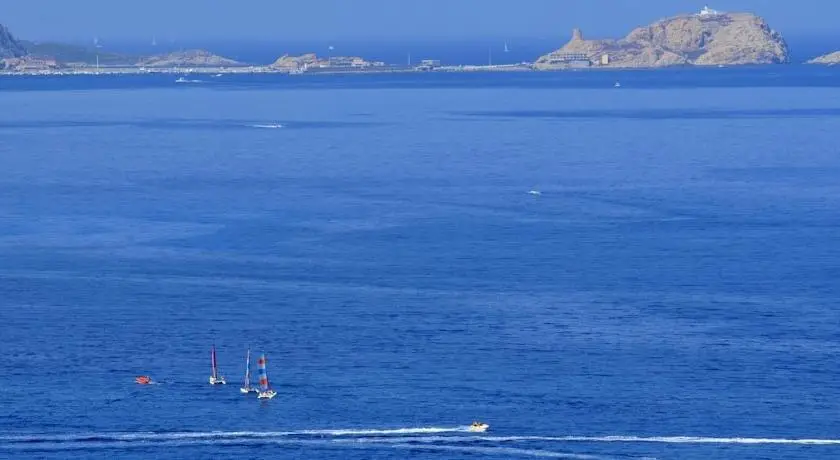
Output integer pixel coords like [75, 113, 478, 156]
[2, 65, 840, 459]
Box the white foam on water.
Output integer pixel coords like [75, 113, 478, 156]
[2, 434, 599, 459]
[384, 443, 610, 459]
[250, 123, 285, 129]
[0, 426, 465, 445]
[316, 434, 840, 446]
[300, 426, 468, 436]
[4, 428, 839, 452]
[445, 435, 840, 446]
[556, 435, 840, 445]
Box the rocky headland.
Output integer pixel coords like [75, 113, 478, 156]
[535, 9, 789, 69]
[1, 23, 63, 71]
[807, 51, 840, 65]
[0, 23, 26, 58]
[136, 49, 241, 68]
[270, 53, 319, 72]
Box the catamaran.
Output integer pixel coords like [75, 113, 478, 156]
[209, 345, 226, 385]
[256, 352, 277, 399]
[240, 348, 258, 394]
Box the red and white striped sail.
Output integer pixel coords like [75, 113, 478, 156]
[257, 353, 270, 392]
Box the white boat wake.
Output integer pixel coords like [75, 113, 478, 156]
[3, 427, 839, 458]
[250, 123, 285, 129]
[554, 435, 840, 445]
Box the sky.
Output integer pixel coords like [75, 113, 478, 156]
[2, 0, 838, 43]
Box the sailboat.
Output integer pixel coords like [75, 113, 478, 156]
[240, 348, 258, 394]
[256, 352, 277, 399]
[504, 41, 510, 53]
[209, 345, 226, 385]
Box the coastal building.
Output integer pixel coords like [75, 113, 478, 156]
[326, 56, 370, 68]
[1, 56, 59, 72]
[699, 5, 721, 16]
[419, 59, 441, 69]
[544, 53, 591, 67]
[600, 54, 610, 65]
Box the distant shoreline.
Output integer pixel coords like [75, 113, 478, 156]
[6, 62, 834, 78]
[0, 63, 540, 77]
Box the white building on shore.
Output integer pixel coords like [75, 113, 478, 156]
[699, 5, 722, 16]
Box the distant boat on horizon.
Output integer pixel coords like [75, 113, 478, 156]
[504, 41, 510, 53]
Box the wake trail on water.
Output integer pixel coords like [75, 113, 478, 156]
[3, 427, 839, 456]
[403, 435, 840, 446]
[555, 435, 840, 445]
[0, 426, 470, 444]
[0, 427, 620, 459]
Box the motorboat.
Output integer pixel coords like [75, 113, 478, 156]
[468, 421, 489, 432]
[135, 375, 152, 385]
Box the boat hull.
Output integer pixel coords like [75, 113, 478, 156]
[468, 424, 489, 433]
[257, 390, 277, 399]
[209, 376, 226, 385]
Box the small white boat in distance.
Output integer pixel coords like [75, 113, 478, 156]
[209, 345, 226, 385]
[528, 190, 542, 196]
[614, 81, 621, 88]
[468, 421, 489, 432]
[175, 76, 188, 83]
[256, 352, 277, 399]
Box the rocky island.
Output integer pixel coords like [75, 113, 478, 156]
[270, 53, 385, 73]
[136, 49, 241, 68]
[535, 6, 789, 69]
[3, 8, 832, 76]
[807, 51, 840, 65]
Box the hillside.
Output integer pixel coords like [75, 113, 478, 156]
[21, 41, 137, 65]
[535, 9, 789, 69]
[0, 23, 27, 58]
[807, 51, 840, 65]
[136, 49, 241, 67]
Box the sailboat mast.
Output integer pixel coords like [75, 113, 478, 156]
[211, 345, 218, 378]
[244, 348, 251, 387]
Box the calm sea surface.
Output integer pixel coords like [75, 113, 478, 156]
[2, 66, 840, 459]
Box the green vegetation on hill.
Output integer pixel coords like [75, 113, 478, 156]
[21, 41, 137, 65]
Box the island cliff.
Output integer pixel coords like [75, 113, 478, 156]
[535, 9, 789, 69]
[807, 51, 840, 65]
[1, 23, 26, 58]
[2, 23, 62, 71]
[270, 53, 319, 72]
[136, 49, 241, 68]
